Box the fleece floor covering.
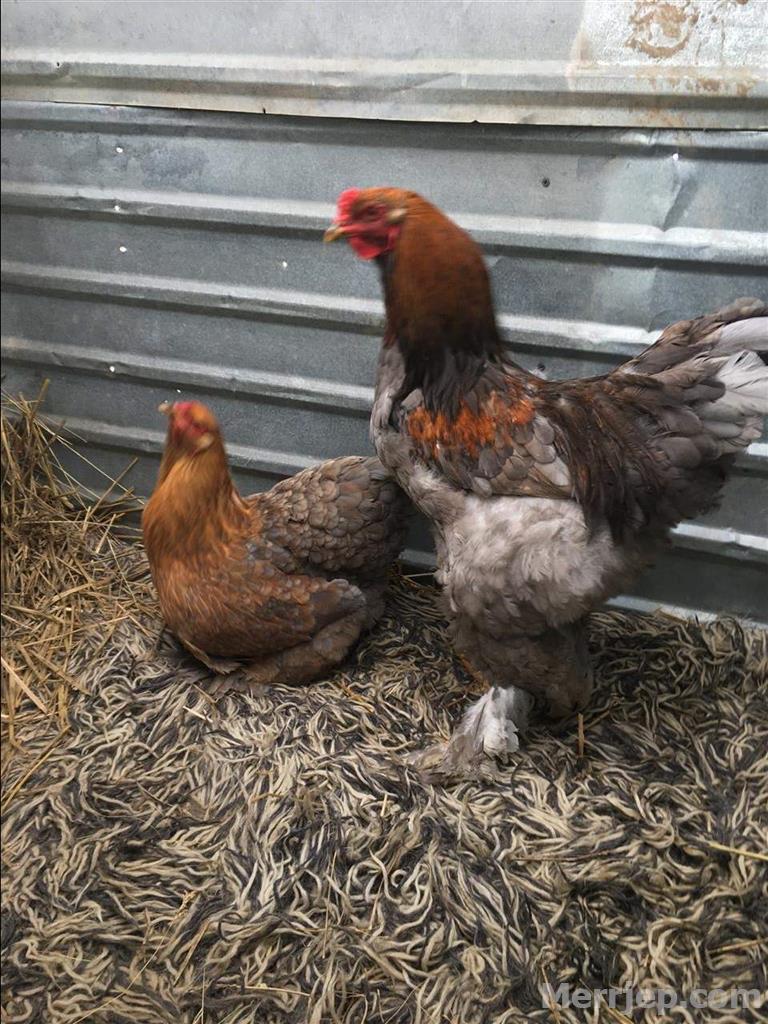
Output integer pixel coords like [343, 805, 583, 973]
[2, 574, 767, 1024]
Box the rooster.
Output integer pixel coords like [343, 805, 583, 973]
[325, 187, 768, 773]
[142, 400, 410, 687]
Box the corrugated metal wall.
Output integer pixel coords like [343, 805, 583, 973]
[3, 0, 767, 127]
[2, 1, 767, 620]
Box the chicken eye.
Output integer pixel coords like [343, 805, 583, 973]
[362, 206, 380, 221]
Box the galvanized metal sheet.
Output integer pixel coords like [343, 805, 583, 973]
[2, 0, 767, 128]
[2, 102, 767, 619]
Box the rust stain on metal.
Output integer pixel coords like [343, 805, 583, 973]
[622, 1, 758, 106]
[640, 107, 686, 129]
[627, 0, 700, 58]
[734, 73, 757, 96]
[697, 76, 723, 93]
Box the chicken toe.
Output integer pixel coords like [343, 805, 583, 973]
[180, 637, 242, 675]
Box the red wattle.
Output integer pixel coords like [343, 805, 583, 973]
[349, 235, 385, 260]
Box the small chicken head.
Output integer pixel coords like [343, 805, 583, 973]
[159, 400, 219, 454]
[323, 188, 411, 260]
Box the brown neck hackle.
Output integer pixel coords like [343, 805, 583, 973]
[143, 427, 250, 563]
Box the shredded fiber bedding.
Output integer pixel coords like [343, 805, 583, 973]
[2, 575, 766, 1023]
[1, 397, 766, 1023]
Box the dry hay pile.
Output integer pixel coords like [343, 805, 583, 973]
[1, 389, 156, 766]
[1, 394, 767, 1024]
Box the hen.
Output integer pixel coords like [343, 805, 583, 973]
[325, 187, 768, 773]
[142, 400, 410, 687]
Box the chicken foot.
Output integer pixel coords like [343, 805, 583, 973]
[411, 684, 533, 779]
[409, 654, 534, 778]
[179, 636, 243, 676]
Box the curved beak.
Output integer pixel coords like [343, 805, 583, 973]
[158, 401, 173, 416]
[323, 223, 347, 243]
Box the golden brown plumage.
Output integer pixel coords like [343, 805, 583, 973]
[142, 401, 410, 686]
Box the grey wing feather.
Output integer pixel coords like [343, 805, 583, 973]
[252, 456, 410, 579]
[619, 299, 767, 376]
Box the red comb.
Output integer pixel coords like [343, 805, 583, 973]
[336, 188, 361, 221]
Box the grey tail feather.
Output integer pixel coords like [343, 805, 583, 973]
[711, 316, 768, 357]
[710, 297, 767, 321]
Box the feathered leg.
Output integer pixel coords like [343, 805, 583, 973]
[411, 619, 593, 778]
[409, 644, 533, 777]
[539, 619, 594, 721]
[455, 619, 594, 721]
[410, 683, 533, 778]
